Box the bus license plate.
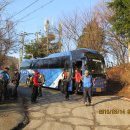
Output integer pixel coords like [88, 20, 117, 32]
[96, 88, 101, 92]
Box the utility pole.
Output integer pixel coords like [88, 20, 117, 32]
[19, 32, 33, 67]
[45, 19, 49, 55]
[19, 32, 28, 67]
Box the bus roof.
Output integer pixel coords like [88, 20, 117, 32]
[45, 51, 71, 58]
[44, 48, 100, 60]
[21, 48, 103, 69]
[22, 48, 101, 62]
[72, 48, 99, 54]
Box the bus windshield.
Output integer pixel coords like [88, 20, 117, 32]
[85, 53, 105, 74]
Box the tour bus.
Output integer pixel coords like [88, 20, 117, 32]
[20, 48, 107, 93]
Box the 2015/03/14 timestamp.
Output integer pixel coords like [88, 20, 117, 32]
[99, 109, 130, 114]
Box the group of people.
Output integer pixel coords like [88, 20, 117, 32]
[62, 69, 94, 106]
[0, 67, 20, 102]
[0, 66, 94, 106]
[32, 68, 95, 106]
[0, 67, 44, 103]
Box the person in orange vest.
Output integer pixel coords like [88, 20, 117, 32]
[62, 69, 68, 80]
[73, 69, 82, 94]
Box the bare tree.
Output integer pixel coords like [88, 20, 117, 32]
[0, 1, 17, 67]
[60, 10, 86, 51]
[60, 10, 105, 53]
[94, 0, 128, 64]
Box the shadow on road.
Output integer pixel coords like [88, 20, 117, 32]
[92, 95, 123, 106]
[18, 82, 125, 108]
[0, 98, 23, 114]
[106, 79, 124, 95]
[18, 86, 84, 107]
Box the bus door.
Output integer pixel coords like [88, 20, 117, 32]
[72, 60, 82, 91]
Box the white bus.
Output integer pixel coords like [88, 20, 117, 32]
[20, 48, 107, 93]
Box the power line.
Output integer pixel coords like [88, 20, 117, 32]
[8, 0, 41, 20]
[0, 1, 10, 11]
[18, 0, 55, 22]
[1, 0, 55, 37]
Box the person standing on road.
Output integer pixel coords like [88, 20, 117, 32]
[12, 69, 20, 98]
[31, 71, 40, 103]
[82, 70, 93, 106]
[73, 69, 82, 94]
[62, 70, 70, 100]
[1, 67, 10, 101]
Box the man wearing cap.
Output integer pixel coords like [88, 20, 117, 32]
[12, 69, 20, 98]
[1, 67, 10, 101]
[82, 70, 93, 106]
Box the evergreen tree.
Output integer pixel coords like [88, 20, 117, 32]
[108, 0, 130, 39]
[24, 34, 61, 59]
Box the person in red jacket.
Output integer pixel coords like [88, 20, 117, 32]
[73, 69, 82, 94]
[31, 71, 40, 103]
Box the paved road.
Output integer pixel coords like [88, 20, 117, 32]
[18, 86, 130, 130]
[0, 84, 25, 130]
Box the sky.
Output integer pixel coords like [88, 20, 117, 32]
[6, 0, 101, 57]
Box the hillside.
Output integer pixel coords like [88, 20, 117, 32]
[107, 64, 130, 98]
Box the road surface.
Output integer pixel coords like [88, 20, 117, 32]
[18, 86, 130, 130]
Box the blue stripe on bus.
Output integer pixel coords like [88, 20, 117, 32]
[38, 69, 62, 87]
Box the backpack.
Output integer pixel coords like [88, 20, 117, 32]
[0, 71, 10, 84]
[38, 74, 45, 84]
[27, 76, 34, 87]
